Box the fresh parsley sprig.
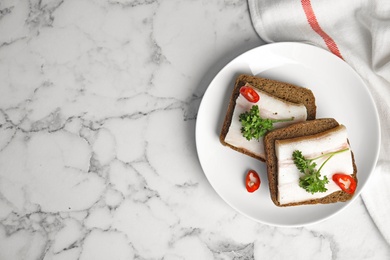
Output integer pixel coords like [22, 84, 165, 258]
[292, 148, 349, 194]
[239, 105, 294, 141]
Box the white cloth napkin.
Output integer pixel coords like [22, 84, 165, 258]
[248, 0, 390, 243]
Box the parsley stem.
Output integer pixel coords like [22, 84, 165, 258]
[272, 117, 295, 123]
[314, 148, 349, 173]
[311, 148, 349, 161]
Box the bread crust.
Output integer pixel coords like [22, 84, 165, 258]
[219, 74, 317, 161]
[263, 119, 358, 207]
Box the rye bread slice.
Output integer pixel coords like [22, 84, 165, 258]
[263, 118, 358, 207]
[219, 74, 316, 161]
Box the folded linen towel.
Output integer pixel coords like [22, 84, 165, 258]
[248, 0, 390, 244]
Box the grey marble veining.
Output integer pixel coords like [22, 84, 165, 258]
[0, 0, 389, 259]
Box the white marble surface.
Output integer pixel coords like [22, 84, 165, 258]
[0, 0, 389, 259]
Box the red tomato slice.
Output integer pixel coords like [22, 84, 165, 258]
[245, 170, 260, 193]
[332, 173, 356, 194]
[240, 86, 260, 103]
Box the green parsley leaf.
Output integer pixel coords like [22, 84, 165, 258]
[239, 105, 294, 141]
[292, 148, 349, 194]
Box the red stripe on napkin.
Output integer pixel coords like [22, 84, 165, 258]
[301, 0, 344, 59]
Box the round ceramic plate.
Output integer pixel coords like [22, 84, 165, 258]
[195, 42, 380, 227]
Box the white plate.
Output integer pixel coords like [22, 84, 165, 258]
[195, 42, 381, 227]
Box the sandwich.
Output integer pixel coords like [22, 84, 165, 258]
[220, 74, 316, 161]
[263, 118, 357, 207]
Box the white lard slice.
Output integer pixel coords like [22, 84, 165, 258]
[224, 85, 307, 159]
[275, 125, 353, 205]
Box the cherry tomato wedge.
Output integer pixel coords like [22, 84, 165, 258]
[245, 170, 260, 193]
[240, 86, 260, 103]
[332, 173, 356, 194]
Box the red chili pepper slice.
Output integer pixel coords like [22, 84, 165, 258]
[332, 173, 356, 194]
[240, 86, 260, 103]
[245, 170, 261, 193]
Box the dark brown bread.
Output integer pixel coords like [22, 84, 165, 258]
[263, 118, 358, 207]
[219, 74, 317, 161]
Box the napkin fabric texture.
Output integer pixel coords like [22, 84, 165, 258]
[248, 0, 390, 244]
